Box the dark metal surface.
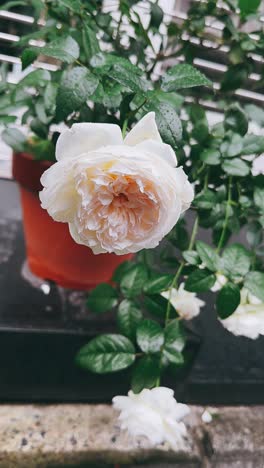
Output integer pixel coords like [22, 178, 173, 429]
[1, 179, 264, 404]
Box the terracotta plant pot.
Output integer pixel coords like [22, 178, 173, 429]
[12, 152, 133, 290]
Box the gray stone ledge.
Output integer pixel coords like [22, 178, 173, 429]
[0, 405, 263, 467]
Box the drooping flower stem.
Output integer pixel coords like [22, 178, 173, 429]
[165, 215, 199, 325]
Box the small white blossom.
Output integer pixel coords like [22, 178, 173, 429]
[113, 387, 190, 449]
[211, 273, 228, 292]
[220, 288, 264, 339]
[161, 283, 205, 320]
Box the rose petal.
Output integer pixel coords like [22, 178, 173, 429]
[56, 122, 123, 161]
[135, 139, 177, 167]
[124, 112, 161, 146]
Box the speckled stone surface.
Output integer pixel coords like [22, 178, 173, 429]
[0, 404, 202, 467]
[1, 405, 264, 467]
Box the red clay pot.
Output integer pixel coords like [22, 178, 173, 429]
[12, 152, 133, 290]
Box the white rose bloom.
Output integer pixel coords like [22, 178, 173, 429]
[220, 288, 264, 339]
[211, 273, 228, 292]
[161, 283, 205, 320]
[39, 113, 194, 255]
[113, 387, 190, 448]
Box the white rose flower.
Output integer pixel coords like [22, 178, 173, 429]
[161, 283, 205, 320]
[211, 273, 228, 292]
[220, 287, 264, 339]
[39, 112, 194, 255]
[112, 387, 190, 449]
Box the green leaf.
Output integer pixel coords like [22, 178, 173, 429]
[148, 101, 182, 148]
[2, 128, 26, 152]
[29, 36, 80, 63]
[108, 62, 149, 94]
[196, 241, 220, 272]
[244, 104, 264, 126]
[120, 263, 148, 298]
[15, 69, 51, 90]
[222, 244, 251, 278]
[200, 148, 221, 165]
[150, 2, 164, 29]
[136, 319, 164, 353]
[147, 90, 184, 111]
[57, 0, 83, 13]
[44, 82, 57, 115]
[131, 355, 160, 393]
[225, 134, 243, 157]
[86, 283, 118, 314]
[244, 271, 264, 302]
[246, 222, 262, 248]
[112, 260, 134, 283]
[239, 0, 261, 16]
[117, 300, 143, 340]
[182, 250, 200, 265]
[254, 187, 264, 210]
[225, 104, 248, 136]
[222, 158, 250, 177]
[216, 283, 241, 319]
[143, 274, 173, 295]
[82, 22, 100, 62]
[242, 135, 264, 155]
[21, 49, 38, 70]
[194, 189, 217, 210]
[144, 294, 172, 319]
[162, 319, 185, 365]
[76, 334, 135, 374]
[162, 64, 212, 92]
[185, 269, 216, 292]
[56, 67, 98, 120]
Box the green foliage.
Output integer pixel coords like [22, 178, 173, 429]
[132, 355, 160, 393]
[221, 244, 251, 279]
[136, 319, 164, 353]
[87, 283, 118, 313]
[117, 300, 143, 340]
[143, 275, 173, 295]
[56, 67, 98, 120]
[3, 0, 264, 393]
[76, 334, 135, 373]
[25, 36, 80, 64]
[244, 272, 264, 302]
[185, 269, 216, 292]
[196, 241, 220, 272]
[162, 64, 212, 92]
[162, 320, 185, 365]
[216, 283, 241, 319]
[120, 264, 148, 298]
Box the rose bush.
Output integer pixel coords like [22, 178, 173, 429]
[40, 112, 193, 254]
[2, 0, 264, 449]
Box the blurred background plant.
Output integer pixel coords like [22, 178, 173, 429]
[1, 0, 264, 391]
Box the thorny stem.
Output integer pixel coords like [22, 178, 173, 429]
[216, 176, 232, 253]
